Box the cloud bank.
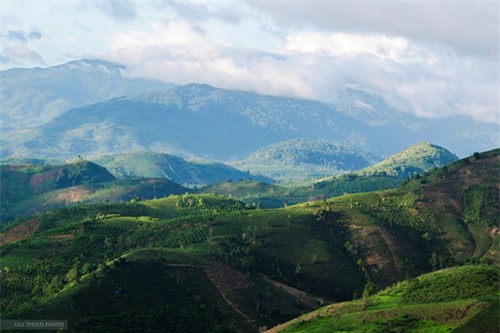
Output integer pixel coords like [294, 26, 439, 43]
[2, 1, 498, 125]
[106, 20, 498, 124]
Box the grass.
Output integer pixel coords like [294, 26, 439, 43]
[276, 265, 498, 333]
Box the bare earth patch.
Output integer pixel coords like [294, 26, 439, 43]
[0, 219, 40, 245]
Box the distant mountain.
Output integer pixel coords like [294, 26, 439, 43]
[0, 59, 172, 129]
[93, 151, 271, 185]
[356, 142, 458, 178]
[1, 66, 498, 160]
[1, 84, 367, 160]
[230, 139, 378, 181]
[333, 88, 500, 157]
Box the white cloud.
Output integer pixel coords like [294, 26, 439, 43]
[111, 21, 206, 51]
[248, 1, 499, 58]
[105, 26, 498, 125]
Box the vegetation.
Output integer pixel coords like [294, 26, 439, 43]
[0, 148, 498, 332]
[267, 265, 499, 333]
[0, 161, 187, 222]
[356, 142, 458, 178]
[94, 151, 269, 185]
[230, 139, 377, 181]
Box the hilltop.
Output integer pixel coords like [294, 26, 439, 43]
[356, 142, 458, 178]
[230, 139, 377, 181]
[0, 149, 497, 331]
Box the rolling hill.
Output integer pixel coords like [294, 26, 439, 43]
[230, 139, 378, 181]
[356, 141, 458, 178]
[93, 151, 270, 185]
[0, 161, 188, 222]
[0, 149, 497, 331]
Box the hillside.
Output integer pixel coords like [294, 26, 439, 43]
[265, 265, 499, 333]
[0, 59, 171, 129]
[355, 142, 458, 178]
[200, 174, 403, 209]
[0, 161, 187, 221]
[230, 139, 377, 181]
[0, 160, 115, 201]
[0, 149, 497, 331]
[94, 151, 270, 185]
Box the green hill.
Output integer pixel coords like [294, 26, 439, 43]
[0, 161, 188, 221]
[265, 265, 499, 333]
[94, 151, 270, 185]
[0, 149, 497, 332]
[231, 139, 377, 181]
[1, 161, 115, 211]
[356, 142, 458, 178]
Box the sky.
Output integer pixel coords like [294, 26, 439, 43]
[1, 0, 499, 124]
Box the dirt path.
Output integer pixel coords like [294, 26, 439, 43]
[203, 262, 255, 325]
[259, 273, 325, 308]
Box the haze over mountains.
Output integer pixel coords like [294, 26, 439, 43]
[0, 59, 171, 130]
[0, 59, 498, 164]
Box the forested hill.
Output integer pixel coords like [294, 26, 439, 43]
[0, 149, 497, 332]
[93, 151, 270, 185]
[230, 139, 377, 181]
[356, 141, 458, 177]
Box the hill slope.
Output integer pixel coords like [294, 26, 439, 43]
[1, 149, 497, 331]
[265, 265, 499, 333]
[230, 139, 377, 181]
[0, 161, 187, 221]
[94, 151, 270, 185]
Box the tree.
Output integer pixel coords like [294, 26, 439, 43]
[65, 264, 80, 283]
[362, 281, 375, 298]
[429, 251, 438, 271]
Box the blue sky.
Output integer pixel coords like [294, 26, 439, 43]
[1, 1, 499, 124]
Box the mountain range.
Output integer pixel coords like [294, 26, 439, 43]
[0, 59, 171, 130]
[1, 59, 498, 162]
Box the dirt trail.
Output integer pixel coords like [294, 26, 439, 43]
[203, 262, 254, 325]
[259, 273, 325, 308]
